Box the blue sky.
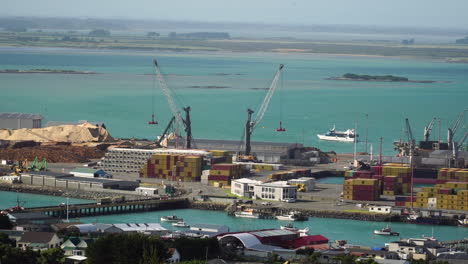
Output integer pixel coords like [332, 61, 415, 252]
[3, 0, 468, 28]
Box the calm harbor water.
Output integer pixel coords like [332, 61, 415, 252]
[1, 47, 468, 155]
[0, 190, 93, 208]
[0, 190, 466, 247]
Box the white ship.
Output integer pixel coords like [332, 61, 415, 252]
[317, 125, 358, 142]
[276, 211, 301, 221]
[161, 215, 183, 222]
[234, 209, 261, 219]
[172, 221, 190, 228]
[373, 225, 399, 236]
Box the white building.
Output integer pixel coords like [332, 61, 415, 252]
[135, 187, 158, 196]
[253, 181, 297, 202]
[369, 206, 393, 214]
[231, 178, 261, 198]
[287, 177, 315, 192]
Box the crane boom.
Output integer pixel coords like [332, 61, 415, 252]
[242, 64, 284, 156]
[252, 64, 284, 129]
[423, 117, 436, 142]
[448, 109, 466, 149]
[405, 118, 416, 155]
[153, 59, 185, 130]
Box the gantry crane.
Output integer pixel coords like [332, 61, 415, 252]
[153, 59, 193, 148]
[448, 109, 466, 150]
[240, 64, 284, 160]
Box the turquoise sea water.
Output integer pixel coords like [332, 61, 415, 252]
[1, 47, 468, 155]
[0, 191, 93, 208]
[78, 209, 468, 247]
[0, 190, 466, 247]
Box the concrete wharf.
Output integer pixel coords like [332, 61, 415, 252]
[24, 198, 189, 218]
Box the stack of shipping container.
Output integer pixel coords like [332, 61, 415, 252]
[342, 179, 380, 201]
[208, 150, 232, 166]
[139, 154, 202, 182]
[207, 163, 242, 187]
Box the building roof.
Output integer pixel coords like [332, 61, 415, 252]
[60, 176, 134, 184]
[110, 223, 166, 232]
[26, 171, 72, 178]
[257, 181, 295, 188]
[68, 223, 112, 233]
[233, 178, 261, 184]
[8, 212, 53, 221]
[0, 229, 24, 237]
[66, 256, 88, 261]
[0, 112, 43, 120]
[250, 229, 296, 238]
[70, 168, 106, 174]
[18, 232, 56, 243]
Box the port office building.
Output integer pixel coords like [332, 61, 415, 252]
[167, 139, 303, 163]
[21, 171, 139, 190]
[0, 112, 43, 129]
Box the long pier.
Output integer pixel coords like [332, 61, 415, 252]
[440, 238, 468, 249]
[24, 198, 189, 218]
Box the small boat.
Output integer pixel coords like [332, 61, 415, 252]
[280, 223, 309, 234]
[161, 215, 183, 222]
[172, 221, 190, 228]
[374, 225, 400, 236]
[317, 125, 358, 142]
[234, 209, 261, 219]
[458, 219, 468, 227]
[276, 211, 308, 221]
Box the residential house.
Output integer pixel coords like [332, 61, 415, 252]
[61, 237, 95, 256]
[17, 232, 62, 251]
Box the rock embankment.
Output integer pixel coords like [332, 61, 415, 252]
[189, 201, 230, 211]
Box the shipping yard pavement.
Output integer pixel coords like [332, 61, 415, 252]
[45, 157, 380, 213]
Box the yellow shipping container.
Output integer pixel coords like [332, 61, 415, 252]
[383, 190, 394, 195]
[344, 180, 353, 186]
[343, 195, 353, 200]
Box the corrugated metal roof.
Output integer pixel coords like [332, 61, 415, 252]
[111, 223, 166, 232]
[0, 112, 43, 120]
[70, 168, 105, 174]
[250, 229, 296, 237]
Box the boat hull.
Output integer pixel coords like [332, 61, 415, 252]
[317, 134, 356, 142]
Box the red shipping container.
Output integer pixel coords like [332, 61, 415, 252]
[371, 166, 383, 175]
[352, 185, 376, 191]
[208, 175, 230, 181]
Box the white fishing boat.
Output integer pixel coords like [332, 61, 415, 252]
[373, 225, 399, 236]
[172, 221, 190, 228]
[160, 215, 183, 222]
[458, 219, 468, 227]
[234, 209, 261, 219]
[317, 125, 358, 142]
[276, 211, 307, 221]
[280, 223, 309, 234]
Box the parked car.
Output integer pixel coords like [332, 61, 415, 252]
[244, 200, 253, 205]
[261, 202, 272, 206]
[281, 198, 296, 203]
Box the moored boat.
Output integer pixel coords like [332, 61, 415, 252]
[458, 219, 468, 227]
[280, 223, 309, 234]
[161, 215, 183, 222]
[234, 209, 261, 219]
[374, 225, 399, 236]
[317, 125, 358, 142]
[276, 211, 308, 221]
[172, 221, 190, 228]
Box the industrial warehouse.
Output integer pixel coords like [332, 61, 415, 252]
[20, 171, 139, 190]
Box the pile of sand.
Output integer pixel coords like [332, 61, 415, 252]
[0, 122, 114, 143]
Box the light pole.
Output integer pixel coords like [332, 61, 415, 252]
[365, 113, 368, 153]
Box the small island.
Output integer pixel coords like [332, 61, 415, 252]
[327, 73, 437, 83]
[0, 69, 96, 74]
